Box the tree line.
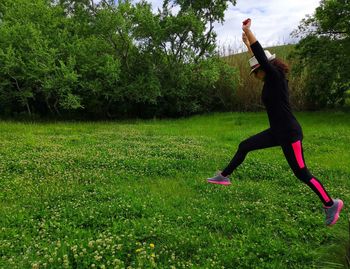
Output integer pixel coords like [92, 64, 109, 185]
[0, 0, 238, 118]
[0, 0, 348, 119]
[291, 0, 350, 109]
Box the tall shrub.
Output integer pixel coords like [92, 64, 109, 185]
[291, 0, 350, 109]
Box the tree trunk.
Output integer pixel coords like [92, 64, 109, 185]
[25, 102, 32, 116]
[53, 99, 61, 116]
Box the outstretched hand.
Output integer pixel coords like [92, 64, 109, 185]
[242, 18, 251, 32]
[241, 18, 256, 55]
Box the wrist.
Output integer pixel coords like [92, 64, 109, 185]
[243, 28, 251, 34]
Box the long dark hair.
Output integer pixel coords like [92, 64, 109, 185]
[270, 58, 289, 75]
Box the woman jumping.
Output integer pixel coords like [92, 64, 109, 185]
[207, 18, 343, 226]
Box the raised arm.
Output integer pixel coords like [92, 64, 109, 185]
[242, 19, 278, 76]
[242, 32, 254, 57]
[242, 19, 257, 46]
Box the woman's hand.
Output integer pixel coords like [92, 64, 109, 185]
[242, 18, 256, 56]
[242, 18, 251, 32]
[242, 32, 250, 46]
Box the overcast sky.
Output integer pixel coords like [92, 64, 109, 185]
[140, 0, 321, 51]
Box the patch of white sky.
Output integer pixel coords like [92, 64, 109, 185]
[216, 0, 321, 52]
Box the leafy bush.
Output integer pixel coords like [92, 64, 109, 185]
[291, 0, 350, 109]
[0, 0, 238, 119]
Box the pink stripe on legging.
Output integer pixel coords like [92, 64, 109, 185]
[310, 178, 331, 203]
[292, 140, 305, 169]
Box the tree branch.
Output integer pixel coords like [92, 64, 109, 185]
[10, 75, 32, 115]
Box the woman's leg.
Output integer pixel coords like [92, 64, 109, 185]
[281, 140, 334, 207]
[221, 129, 279, 177]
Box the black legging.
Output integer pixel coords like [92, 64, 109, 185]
[221, 129, 333, 207]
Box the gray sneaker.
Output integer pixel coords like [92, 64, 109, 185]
[207, 172, 231, 186]
[324, 199, 343, 226]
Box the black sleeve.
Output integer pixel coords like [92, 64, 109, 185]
[250, 41, 279, 77]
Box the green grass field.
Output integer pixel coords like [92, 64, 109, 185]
[1, 112, 350, 269]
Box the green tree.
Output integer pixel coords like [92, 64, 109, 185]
[292, 0, 350, 108]
[0, 0, 239, 118]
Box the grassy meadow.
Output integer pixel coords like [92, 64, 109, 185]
[1, 112, 350, 268]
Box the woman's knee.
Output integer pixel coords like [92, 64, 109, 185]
[238, 140, 251, 153]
